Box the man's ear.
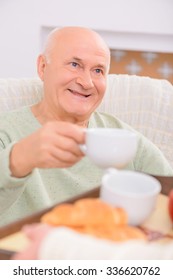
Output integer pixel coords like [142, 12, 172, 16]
[37, 55, 46, 81]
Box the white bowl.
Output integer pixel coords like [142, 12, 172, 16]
[100, 170, 161, 226]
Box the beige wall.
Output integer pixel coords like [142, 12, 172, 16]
[0, 0, 173, 78]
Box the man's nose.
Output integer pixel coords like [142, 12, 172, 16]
[76, 71, 94, 89]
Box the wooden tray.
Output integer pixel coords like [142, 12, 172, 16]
[0, 175, 173, 259]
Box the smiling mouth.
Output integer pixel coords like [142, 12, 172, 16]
[68, 89, 91, 98]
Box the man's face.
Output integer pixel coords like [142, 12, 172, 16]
[38, 31, 110, 122]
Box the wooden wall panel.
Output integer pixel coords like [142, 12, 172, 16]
[110, 50, 173, 84]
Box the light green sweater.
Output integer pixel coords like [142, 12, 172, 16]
[0, 107, 172, 226]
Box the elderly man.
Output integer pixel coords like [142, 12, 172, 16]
[0, 26, 172, 225]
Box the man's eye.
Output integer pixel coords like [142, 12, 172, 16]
[71, 62, 78, 67]
[95, 69, 102, 74]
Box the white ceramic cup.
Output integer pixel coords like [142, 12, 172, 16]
[100, 169, 161, 226]
[80, 128, 138, 169]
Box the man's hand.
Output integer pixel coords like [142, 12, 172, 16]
[10, 121, 85, 177]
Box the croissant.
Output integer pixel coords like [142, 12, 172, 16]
[41, 198, 146, 241]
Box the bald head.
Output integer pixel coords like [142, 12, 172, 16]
[43, 26, 110, 71]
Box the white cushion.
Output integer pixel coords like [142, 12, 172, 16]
[98, 74, 173, 167]
[0, 78, 43, 112]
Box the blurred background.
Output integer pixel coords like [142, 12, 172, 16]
[0, 0, 172, 83]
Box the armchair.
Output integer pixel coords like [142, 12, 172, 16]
[0, 74, 173, 167]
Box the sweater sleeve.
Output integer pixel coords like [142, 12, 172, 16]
[133, 132, 173, 176]
[0, 142, 31, 213]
